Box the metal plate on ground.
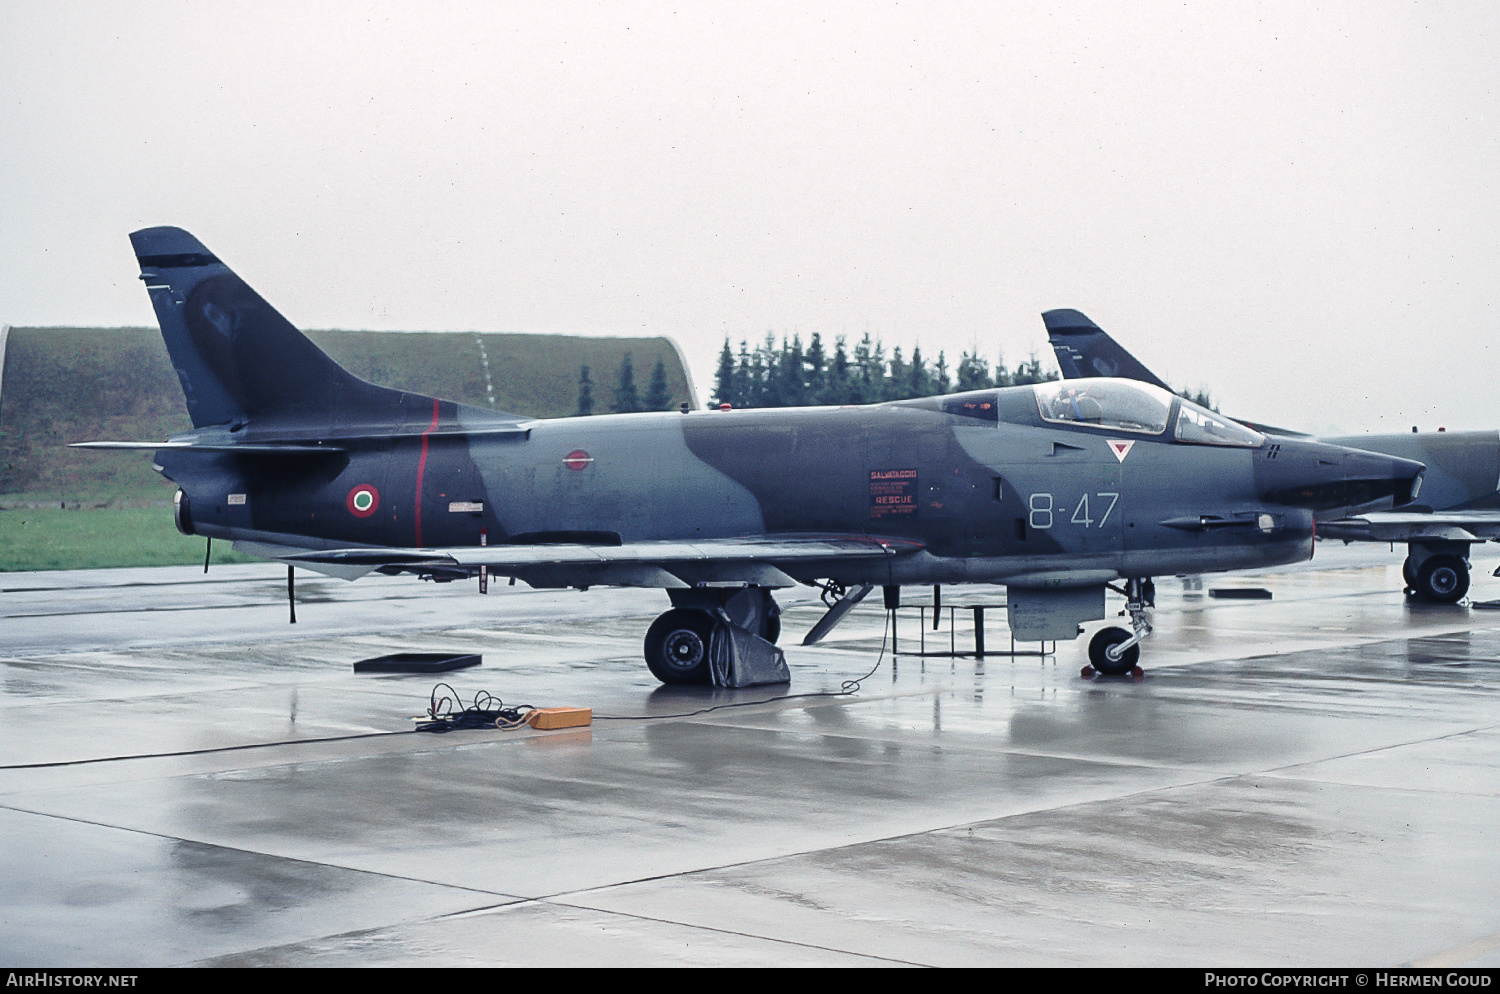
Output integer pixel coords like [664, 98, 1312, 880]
[1209, 587, 1273, 599]
[353, 652, 482, 673]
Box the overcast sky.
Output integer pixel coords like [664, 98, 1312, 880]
[2, 1, 1496, 433]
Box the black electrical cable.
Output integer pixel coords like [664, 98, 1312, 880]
[415, 682, 537, 732]
[0, 731, 408, 770]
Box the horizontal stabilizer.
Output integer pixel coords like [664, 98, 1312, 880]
[71, 441, 346, 454]
[250, 421, 534, 443]
[71, 420, 535, 454]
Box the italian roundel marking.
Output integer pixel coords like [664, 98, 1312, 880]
[347, 484, 380, 517]
[564, 449, 594, 471]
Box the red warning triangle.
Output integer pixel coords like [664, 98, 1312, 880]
[1108, 439, 1135, 463]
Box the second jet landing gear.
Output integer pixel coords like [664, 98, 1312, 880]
[643, 587, 789, 687]
[1087, 577, 1155, 677]
[1403, 541, 1471, 603]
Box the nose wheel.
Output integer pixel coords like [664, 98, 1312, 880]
[1082, 577, 1153, 678]
[1087, 627, 1140, 676]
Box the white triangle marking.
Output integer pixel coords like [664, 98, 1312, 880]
[1109, 440, 1135, 463]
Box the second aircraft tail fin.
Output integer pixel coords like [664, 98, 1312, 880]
[1041, 309, 1172, 392]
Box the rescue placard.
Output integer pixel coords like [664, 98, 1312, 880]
[869, 468, 918, 518]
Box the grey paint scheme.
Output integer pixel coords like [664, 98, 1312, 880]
[461, 409, 768, 547]
[80, 229, 1428, 675]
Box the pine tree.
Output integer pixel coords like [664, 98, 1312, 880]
[777, 335, 806, 407]
[1013, 351, 1056, 385]
[824, 336, 851, 405]
[993, 353, 1014, 389]
[576, 365, 594, 417]
[611, 354, 641, 413]
[887, 346, 908, 400]
[732, 340, 753, 408]
[712, 341, 735, 408]
[646, 357, 673, 411]
[956, 351, 991, 391]
[805, 332, 827, 402]
[909, 345, 931, 399]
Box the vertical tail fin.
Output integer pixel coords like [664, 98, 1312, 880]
[131, 226, 435, 431]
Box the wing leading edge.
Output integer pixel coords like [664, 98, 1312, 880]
[246, 535, 926, 587]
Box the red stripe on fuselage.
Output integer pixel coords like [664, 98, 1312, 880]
[415, 398, 440, 547]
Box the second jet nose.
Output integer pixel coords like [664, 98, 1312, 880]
[1256, 439, 1425, 515]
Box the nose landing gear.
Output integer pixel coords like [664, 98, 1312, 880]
[1084, 577, 1153, 678]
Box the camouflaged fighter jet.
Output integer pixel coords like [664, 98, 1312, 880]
[1046, 308, 1500, 604]
[76, 228, 1424, 681]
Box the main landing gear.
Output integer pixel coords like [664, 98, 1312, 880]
[643, 587, 787, 687]
[1085, 577, 1154, 678]
[1403, 542, 1471, 604]
[644, 610, 717, 684]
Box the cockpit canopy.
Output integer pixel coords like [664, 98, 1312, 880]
[1032, 379, 1263, 447]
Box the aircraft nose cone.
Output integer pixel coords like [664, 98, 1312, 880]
[1256, 440, 1425, 514]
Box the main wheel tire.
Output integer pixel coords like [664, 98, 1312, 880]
[1402, 557, 1416, 589]
[644, 609, 716, 685]
[1416, 555, 1469, 603]
[1088, 627, 1140, 677]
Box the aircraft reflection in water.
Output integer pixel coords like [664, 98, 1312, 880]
[78, 228, 1423, 682]
[1046, 309, 1500, 604]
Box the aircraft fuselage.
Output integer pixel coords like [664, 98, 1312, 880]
[158, 382, 1426, 591]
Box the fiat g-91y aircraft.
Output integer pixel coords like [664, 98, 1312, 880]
[78, 228, 1425, 680]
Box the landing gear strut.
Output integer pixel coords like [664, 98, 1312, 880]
[1087, 577, 1154, 677]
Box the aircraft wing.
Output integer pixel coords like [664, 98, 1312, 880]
[250, 535, 926, 587]
[1319, 510, 1500, 543]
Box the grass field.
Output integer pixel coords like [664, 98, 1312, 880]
[0, 505, 259, 572]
